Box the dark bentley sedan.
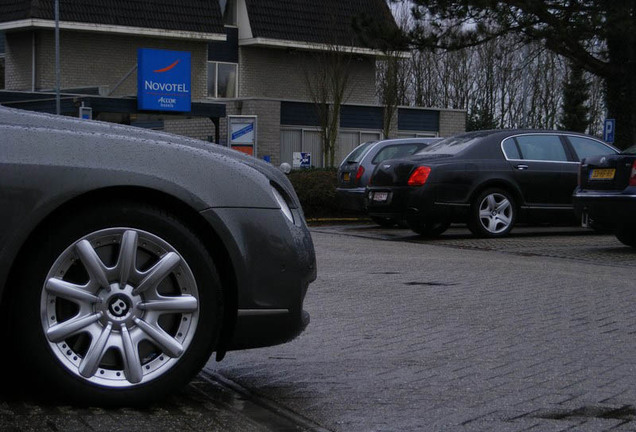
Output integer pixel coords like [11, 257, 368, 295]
[366, 130, 618, 237]
[574, 145, 636, 247]
[0, 107, 316, 405]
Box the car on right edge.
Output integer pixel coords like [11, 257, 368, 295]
[573, 145, 636, 247]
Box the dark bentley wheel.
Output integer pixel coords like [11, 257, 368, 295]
[371, 216, 397, 227]
[13, 203, 222, 405]
[406, 217, 450, 237]
[468, 188, 516, 237]
[616, 226, 636, 248]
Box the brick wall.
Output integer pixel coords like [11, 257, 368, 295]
[239, 46, 377, 105]
[241, 99, 281, 164]
[5, 32, 32, 90]
[164, 117, 215, 141]
[6, 30, 208, 98]
[439, 110, 467, 137]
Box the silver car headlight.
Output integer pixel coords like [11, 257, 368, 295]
[272, 186, 294, 224]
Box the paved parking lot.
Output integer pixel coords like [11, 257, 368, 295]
[209, 225, 636, 431]
[3, 225, 636, 431]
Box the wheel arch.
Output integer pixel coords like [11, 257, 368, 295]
[0, 186, 238, 359]
[468, 179, 523, 210]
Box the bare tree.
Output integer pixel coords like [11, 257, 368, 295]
[376, 3, 412, 138]
[373, 7, 607, 136]
[303, 44, 355, 168]
[377, 53, 401, 138]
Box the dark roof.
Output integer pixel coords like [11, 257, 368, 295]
[0, 1, 225, 34]
[244, 0, 399, 49]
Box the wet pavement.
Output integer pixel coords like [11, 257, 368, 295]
[0, 371, 314, 432]
[208, 225, 636, 431]
[3, 224, 636, 431]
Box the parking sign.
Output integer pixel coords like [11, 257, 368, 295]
[604, 119, 615, 143]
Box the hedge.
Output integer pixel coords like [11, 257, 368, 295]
[286, 168, 348, 219]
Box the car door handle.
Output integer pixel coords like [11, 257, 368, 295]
[515, 164, 529, 170]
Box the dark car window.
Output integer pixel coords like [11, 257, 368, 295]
[502, 138, 521, 159]
[415, 134, 483, 156]
[372, 144, 424, 164]
[344, 141, 376, 163]
[515, 135, 567, 162]
[623, 145, 636, 155]
[569, 136, 616, 161]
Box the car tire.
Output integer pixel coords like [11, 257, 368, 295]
[10, 202, 223, 406]
[406, 217, 450, 237]
[468, 188, 516, 238]
[616, 226, 636, 248]
[371, 216, 397, 227]
[589, 220, 613, 234]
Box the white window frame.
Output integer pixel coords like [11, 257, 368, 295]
[207, 61, 238, 99]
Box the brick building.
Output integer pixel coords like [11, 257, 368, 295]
[0, 0, 466, 166]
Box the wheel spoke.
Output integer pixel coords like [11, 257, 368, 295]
[79, 322, 113, 378]
[498, 213, 512, 226]
[139, 296, 198, 313]
[134, 317, 184, 358]
[76, 240, 110, 290]
[486, 195, 497, 211]
[496, 199, 511, 213]
[47, 312, 102, 342]
[121, 325, 143, 384]
[118, 230, 138, 289]
[488, 217, 499, 232]
[132, 252, 181, 295]
[46, 278, 100, 304]
[479, 209, 492, 219]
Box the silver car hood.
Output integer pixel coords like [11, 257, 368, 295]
[0, 106, 298, 210]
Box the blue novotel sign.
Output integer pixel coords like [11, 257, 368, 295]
[137, 48, 191, 112]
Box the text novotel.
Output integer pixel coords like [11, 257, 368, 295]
[144, 81, 190, 93]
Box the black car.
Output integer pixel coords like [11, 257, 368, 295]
[0, 107, 316, 405]
[336, 137, 440, 226]
[366, 130, 618, 237]
[573, 145, 636, 247]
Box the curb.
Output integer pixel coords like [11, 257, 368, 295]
[306, 217, 371, 226]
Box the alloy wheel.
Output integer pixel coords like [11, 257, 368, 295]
[478, 193, 513, 234]
[40, 228, 199, 387]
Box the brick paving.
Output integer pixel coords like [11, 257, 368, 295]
[208, 227, 636, 431]
[0, 374, 272, 432]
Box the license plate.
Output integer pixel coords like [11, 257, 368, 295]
[343, 172, 350, 182]
[372, 192, 389, 202]
[590, 168, 615, 180]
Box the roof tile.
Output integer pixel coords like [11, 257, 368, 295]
[0, 0, 225, 34]
[245, 0, 398, 48]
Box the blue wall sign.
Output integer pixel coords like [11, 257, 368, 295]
[603, 119, 615, 143]
[232, 123, 254, 141]
[293, 152, 311, 168]
[138, 48, 191, 112]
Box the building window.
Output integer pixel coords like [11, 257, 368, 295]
[219, 0, 237, 26]
[207, 62, 237, 98]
